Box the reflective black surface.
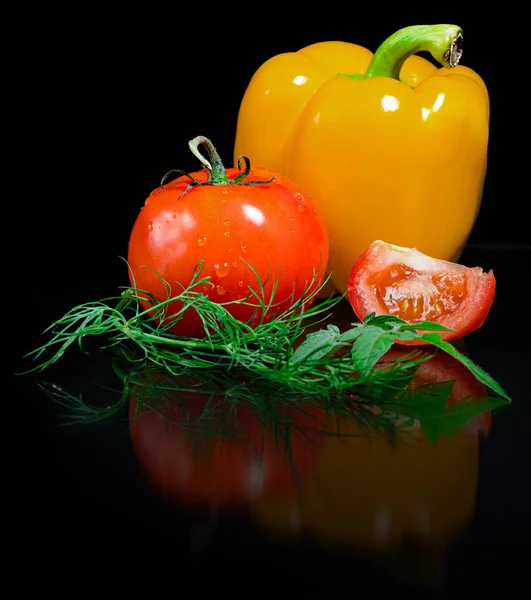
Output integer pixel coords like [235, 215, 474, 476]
[13, 7, 529, 596]
[14, 245, 530, 596]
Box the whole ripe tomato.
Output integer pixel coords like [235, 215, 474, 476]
[128, 374, 324, 510]
[127, 136, 329, 338]
[348, 240, 495, 344]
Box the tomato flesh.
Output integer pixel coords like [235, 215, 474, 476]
[348, 240, 496, 344]
[371, 263, 466, 322]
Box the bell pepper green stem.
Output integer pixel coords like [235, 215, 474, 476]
[363, 24, 463, 80]
[188, 136, 229, 184]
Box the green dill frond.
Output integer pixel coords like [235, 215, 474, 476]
[20, 259, 511, 424]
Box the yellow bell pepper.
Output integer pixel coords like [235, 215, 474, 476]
[234, 24, 489, 295]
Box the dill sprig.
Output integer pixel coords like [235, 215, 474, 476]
[22, 261, 511, 411]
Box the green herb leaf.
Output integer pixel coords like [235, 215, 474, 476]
[289, 324, 343, 366]
[398, 321, 455, 332]
[350, 327, 396, 375]
[418, 333, 511, 401]
[363, 312, 453, 332]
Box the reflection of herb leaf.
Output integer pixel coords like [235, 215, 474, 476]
[382, 380, 507, 442]
[385, 380, 453, 421]
[421, 395, 507, 442]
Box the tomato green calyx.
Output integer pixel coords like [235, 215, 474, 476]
[161, 135, 274, 198]
[342, 24, 463, 81]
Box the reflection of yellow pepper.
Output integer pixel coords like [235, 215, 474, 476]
[251, 414, 481, 550]
[234, 25, 489, 294]
[249, 347, 491, 589]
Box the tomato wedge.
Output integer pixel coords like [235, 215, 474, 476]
[348, 240, 496, 344]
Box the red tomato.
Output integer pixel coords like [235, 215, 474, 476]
[127, 136, 329, 338]
[348, 240, 496, 344]
[128, 375, 324, 510]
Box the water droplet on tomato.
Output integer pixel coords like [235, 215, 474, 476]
[214, 262, 230, 278]
[216, 285, 227, 296]
[232, 261, 238, 268]
[147, 222, 154, 232]
[223, 220, 230, 227]
[238, 280, 246, 288]
[296, 193, 303, 200]
[227, 247, 233, 254]
[224, 231, 230, 238]
[197, 237, 208, 246]
[240, 245, 247, 254]
[297, 204, 305, 212]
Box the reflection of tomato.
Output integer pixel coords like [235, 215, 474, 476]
[250, 346, 491, 556]
[127, 136, 329, 338]
[348, 240, 495, 344]
[128, 381, 323, 511]
[380, 345, 492, 433]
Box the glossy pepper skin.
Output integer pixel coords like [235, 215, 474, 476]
[234, 25, 490, 295]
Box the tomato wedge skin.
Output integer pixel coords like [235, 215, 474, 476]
[348, 240, 496, 345]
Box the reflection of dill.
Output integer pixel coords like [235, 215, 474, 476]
[36, 352, 507, 445]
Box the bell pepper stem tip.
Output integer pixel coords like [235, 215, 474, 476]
[364, 24, 464, 80]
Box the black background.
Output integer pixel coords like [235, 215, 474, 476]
[13, 7, 517, 359]
[10, 6, 530, 594]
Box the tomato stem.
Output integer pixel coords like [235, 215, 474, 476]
[361, 24, 463, 80]
[188, 136, 230, 185]
[184, 136, 274, 195]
